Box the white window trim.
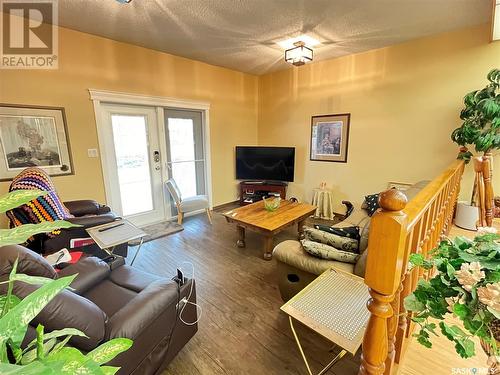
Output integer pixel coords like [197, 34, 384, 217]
[89, 89, 213, 215]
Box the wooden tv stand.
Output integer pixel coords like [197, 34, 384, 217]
[239, 181, 287, 206]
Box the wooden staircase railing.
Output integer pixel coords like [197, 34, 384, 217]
[358, 159, 465, 375]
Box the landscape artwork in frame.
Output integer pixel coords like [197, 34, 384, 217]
[0, 104, 73, 181]
[310, 113, 350, 163]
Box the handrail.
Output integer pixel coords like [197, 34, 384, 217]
[358, 158, 465, 375]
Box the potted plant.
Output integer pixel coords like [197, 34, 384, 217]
[452, 68, 500, 230]
[404, 234, 499, 373]
[0, 190, 132, 374]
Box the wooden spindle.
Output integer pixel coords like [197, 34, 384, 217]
[474, 157, 486, 227]
[359, 189, 408, 375]
[483, 153, 494, 227]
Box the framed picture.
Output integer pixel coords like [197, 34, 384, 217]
[310, 113, 351, 163]
[0, 104, 73, 181]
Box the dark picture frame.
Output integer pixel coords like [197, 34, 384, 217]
[310, 113, 351, 163]
[0, 104, 74, 181]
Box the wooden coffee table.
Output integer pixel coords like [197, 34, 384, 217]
[222, 200, 316, 260]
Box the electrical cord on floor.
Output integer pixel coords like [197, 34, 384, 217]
[178, 261, 202, 326]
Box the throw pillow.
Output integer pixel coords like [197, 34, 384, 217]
[363, 194, 379, 216]
[301, 240, 359, 264]
[313, 224, 360, 240]
[304, 227, 358, 253]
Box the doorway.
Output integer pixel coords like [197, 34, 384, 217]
[91, 90, 212, 227]
[99, 104, 164, 226]
[164, 109, 207, 216]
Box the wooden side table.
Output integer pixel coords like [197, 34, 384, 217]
[312, 188, 335, 220]
[280, 268, 370, 375]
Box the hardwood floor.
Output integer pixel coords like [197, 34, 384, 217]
[127, 212, 493, 375]
[127, 211, 360, 375]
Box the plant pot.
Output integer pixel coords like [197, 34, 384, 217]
[454, 202, 479, 231]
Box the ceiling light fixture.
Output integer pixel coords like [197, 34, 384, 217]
[284, 41, 313, 66]
[116, 0, 132, 4]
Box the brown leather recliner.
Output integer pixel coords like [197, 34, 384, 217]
[7, 167, 127, 257]
[0, 245, 198, 375]
[46, 199, 128, 257]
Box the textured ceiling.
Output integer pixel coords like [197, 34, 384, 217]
[57, 0, 491, 75]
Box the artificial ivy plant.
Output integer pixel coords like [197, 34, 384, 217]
[404, 234, 499, 365]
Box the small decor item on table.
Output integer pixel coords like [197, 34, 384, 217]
[404, 234, 500, 373]
[312, 187, 335, 220]
[0, 104, 73, 181]
[263, 196, 281, 212]
[310, 113, 350, 163]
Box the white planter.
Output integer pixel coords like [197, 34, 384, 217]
[454, 202, 479, 231]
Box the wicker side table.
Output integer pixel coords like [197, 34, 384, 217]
[281, 268, 370, 375]
[312, 188, 335, 220]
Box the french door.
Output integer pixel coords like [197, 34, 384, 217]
[164, 109, 206, 205]
[99, 104, 165, 226]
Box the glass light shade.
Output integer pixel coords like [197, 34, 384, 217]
[285, 44, 313, 66]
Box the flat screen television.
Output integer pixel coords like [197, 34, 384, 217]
[235, 146, 295, 182]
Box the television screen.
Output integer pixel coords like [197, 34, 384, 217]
[235, 146, 295, 182]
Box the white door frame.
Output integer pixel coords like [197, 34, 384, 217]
[89, 89, 213, 223]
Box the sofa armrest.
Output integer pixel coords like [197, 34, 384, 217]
[64, 200, 111, 217]
[57, 257, 111, 295]
[67, 214, 118, 228]
[13, 282, 107, 352]
[106, 280, 179, 340]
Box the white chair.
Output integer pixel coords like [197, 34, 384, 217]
[165, 179, 212, 225]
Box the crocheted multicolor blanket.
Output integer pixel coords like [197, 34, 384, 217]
[7, 167, 73, 238]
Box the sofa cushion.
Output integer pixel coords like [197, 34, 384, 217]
[179, 195, 209, 212]
[334, 207, 369, 227]
[303, 227, 358, 252]
[313, 224, 360, 240]
[273, 240, 354, 275]
[301, 240, 359, 263]
[353, 250, 368, 278]
[363, 193, 380, 216]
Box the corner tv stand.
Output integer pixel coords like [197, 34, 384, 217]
[239, 181, 287, 206]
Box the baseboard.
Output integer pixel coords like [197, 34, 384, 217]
[213, 200, 239, 212]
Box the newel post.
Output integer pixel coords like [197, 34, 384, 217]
[359, 189, 408, 375]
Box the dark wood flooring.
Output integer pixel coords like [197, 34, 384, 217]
[126, 210, 360, 375]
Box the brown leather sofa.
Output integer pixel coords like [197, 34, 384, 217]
[0, 245, 198, 374]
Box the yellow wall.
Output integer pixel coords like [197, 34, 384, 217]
[258, 24, 500, 211]
[1, 23, 498, 226]
[0, 25, 259, 210]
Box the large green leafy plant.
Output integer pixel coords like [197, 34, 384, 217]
[452, 68, 500, 161]
[404, 234, 499, 360]
[0, 190, 132, 373]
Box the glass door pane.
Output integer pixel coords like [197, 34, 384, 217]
[111, 114, 153, 216]
[164, 109, 206, 216]
[167, 118, 197, 198]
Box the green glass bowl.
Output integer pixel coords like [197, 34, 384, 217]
[263, 197, 281, 212]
